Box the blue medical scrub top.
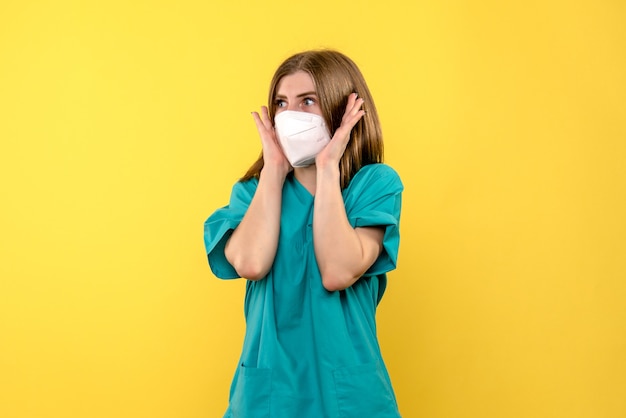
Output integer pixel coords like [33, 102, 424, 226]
[204, 163, 403, 418]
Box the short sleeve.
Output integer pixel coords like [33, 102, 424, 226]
[203, 179, 258, 279]
[344, 164, 403, 276]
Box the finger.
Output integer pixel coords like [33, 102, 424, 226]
[336, 112, 365, 141]
[342, 104, 365, 127]
[253, 106, 277, 130]
[251, 109, 274, 146]
[344, 96, 364, 119]
[260, 106, 274, 130]
[345, 92, 363, 111]
[349, 98, 365, 116]
[251, 111, 264, 130]
[343, 93, 356, 115]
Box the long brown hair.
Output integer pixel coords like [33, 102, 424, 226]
[241, 50, 384, 189]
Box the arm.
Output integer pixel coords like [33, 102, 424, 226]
[225, 167, 285, 280]
[224, 107, 291, 280]
[313, 165, 384, 291]
[313, 93, 383, 291]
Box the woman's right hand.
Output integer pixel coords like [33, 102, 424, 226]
[251, 106, 292, 177]
[226, 106, 288, 280]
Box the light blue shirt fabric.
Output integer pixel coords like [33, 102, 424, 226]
[204, 163, 403, 418]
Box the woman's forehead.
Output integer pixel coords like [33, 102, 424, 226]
[276, 71, 316, 95]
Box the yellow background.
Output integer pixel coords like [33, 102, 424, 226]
[1, 1, 625, 417]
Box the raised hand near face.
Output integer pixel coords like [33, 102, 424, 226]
[251, 106, 292, 177]
[315, 93, 365, 169]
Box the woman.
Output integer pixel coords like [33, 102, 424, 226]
[204, 49, 403, 417]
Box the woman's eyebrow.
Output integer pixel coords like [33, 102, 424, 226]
[275, 91, 318, 99]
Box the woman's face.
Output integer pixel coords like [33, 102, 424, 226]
[273, 71, 323, 117]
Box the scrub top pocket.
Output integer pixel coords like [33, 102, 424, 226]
[333, 362, 400, 418]
[228, 364, 272, 418]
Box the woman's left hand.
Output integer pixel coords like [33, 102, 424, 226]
[315, 93, 365, 169]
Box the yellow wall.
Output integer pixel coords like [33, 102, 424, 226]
[1, 1, 624, 417]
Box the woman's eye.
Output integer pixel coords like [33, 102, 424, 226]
[275, 99, 287, 108]
[303, 98, 315, 106]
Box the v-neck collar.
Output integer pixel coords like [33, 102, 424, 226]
[288, 173, 315, 202]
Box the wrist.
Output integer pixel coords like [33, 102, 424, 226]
[315, 164, 340, 183]
[260, 165, 289, 184]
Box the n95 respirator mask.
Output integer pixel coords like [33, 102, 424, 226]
[274, 110, 331, 168]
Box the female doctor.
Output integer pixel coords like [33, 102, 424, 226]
[204, 49, 403, 417]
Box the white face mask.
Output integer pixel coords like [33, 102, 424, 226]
[274, 110, 331, 167]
